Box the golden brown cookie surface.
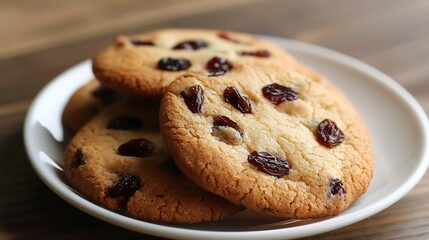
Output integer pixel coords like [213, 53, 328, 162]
[92, 29, 322, 98]
[62, 79, 120, 133]
[64, 100, 241, 223]
[160, 67, 373, 219]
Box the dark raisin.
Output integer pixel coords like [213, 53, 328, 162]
[118, 138, 155, 158]
[213, 115, 242, 134]
[158, 57, 191, 71]
[329, 178, 345, 196]
[75, 149, 85, 166]
[262, 83, 299, 105]
[218, 32, 245, 44]
[211, 115, 243, 145]
[247, 151, 291, 178]
[224, 87, 252, 113]
[173, 40, 208, 50]
[107, 115, 142, 130]
[107, 175, 141, 198]
[240, 50, 271, 57]
[208, 69, 227, 77]
[180, 85, 204, 113]
[316, 119, 345, 148]
[91, 85, 119, 106]
[130, 39, 155, 46]
[206, 57, 234, 73]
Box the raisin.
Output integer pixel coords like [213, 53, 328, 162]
[213, 115, 242, 134]
[180, 85, 204, 113]
[206, 57, 234, 73]
[218, 32, 245, 44]
[158, 57, 191, 71]
[208, 69, 227, 77]
[173, 40, 208, 50]
[107, 115, 142, 130]
[75, 149, 85, 166]
[118, 138, 155, 158]
[91, 85, 118, 106]
[107, 175, 141, 198]
[262, 83, 299, 105]
[224, 87, 252, 113]
[212, 116, 243, 145]
[316, 119, 345, 148]
[247, 151, 290, 178]
[130, 39, 155, 46]
[329, 178, 345, 196]
[240, 50, 271, 57]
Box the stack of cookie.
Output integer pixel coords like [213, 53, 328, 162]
[63, 29, 373, 223]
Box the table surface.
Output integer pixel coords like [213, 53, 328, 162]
[1, 0, 429, 239]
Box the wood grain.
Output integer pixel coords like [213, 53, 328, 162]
[1, 0, 428, 239]
[1, 0, 261, 60]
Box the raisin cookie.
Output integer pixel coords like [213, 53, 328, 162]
[93, 28, 322, 98]
[64, 100, 241, 223]
[159, 67, 373, 219]
[62, 79, 120, 133]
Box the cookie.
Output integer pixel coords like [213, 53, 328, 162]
[159, 67, 373, 219]
[64, 100, 241, 223]
[62, 79, 120, 133]
[92, 28, 322, 98]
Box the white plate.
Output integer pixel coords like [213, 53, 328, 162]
[24, 36, 429, 239]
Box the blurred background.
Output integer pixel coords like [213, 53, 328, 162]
[1, 0, 428, 239]
[2, 0, 428, 112]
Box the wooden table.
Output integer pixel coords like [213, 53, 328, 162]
[1, 0, 428, 239]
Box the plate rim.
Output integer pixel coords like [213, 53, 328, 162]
[23, 37, 429, 240]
